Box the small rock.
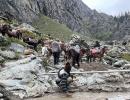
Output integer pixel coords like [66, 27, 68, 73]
[0, 93, 3, 97]
[0, 56, 5, 64]
[113, 60, 128, 68]
[122, 64, 130, 69]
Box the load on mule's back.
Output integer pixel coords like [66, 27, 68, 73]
[86, 46, 108, 62]
[8, 29, 22, 39]
[65, 42, 81, 68]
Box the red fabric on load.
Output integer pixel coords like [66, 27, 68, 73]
[91, 48, 97, 54]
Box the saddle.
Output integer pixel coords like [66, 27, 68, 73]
[91, 48, 101, 54]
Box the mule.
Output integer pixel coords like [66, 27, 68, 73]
[0, 24, 11, 36]
[86, 46, 107, 63]
[65, 48, 80, 68]
[23, 37, 42, 51]
[7, 29, 22, 39]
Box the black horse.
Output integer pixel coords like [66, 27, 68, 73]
[23, 37, 42, 51]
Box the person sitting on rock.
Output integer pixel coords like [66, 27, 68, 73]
[56, 62, 73, 93]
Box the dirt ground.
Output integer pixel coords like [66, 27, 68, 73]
[27, 92, 130, 100]
[80, 62, 111, 71]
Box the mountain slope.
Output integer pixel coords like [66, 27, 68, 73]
[33, 15, 76, 41]
[0, 0, 130, 40]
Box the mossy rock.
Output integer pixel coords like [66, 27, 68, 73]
[0, 50, 19, 60]
[22, 30, 37, 38]
[121, 53, 130, 61]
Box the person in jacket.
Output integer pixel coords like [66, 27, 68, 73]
[51, 40, 61, 65]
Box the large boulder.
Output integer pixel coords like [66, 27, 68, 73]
[0, 50, 17, 59]
[86, 73, 105, 86]
[19, 23, 36, 32]
[9, 43, 25, 53]
[107, 46, 122, 58]
[0, 56, 56, 98]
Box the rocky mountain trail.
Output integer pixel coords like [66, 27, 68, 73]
[0, 21, 130, 100]
[0, 48, 130, 100]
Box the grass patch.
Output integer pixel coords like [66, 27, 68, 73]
[33, 15, 76, 41]
[121, 53, 130, 61]
[7, 37, 27, 47]
[0, 40, 11, 47]
[22, 30, 38, 39]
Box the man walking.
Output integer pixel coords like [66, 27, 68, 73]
[51, 39, 61, 65]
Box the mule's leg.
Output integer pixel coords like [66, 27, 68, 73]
[89, 56, 91, 63]
[2, 32, 6, 36]
[53, 52, 57, 65]
[34, 45, 37, 51]
[93, 56, 96, 62]
[72, 56, 76, 67]
[20, 32, 22, 39]
[99, 57, 102, 62]
[80, 57, 82, 63]
[86, 55, 89, 63]
[18, 33, 20, 39]
[76, 53, 80, 68]
[57, 51, 60, 64]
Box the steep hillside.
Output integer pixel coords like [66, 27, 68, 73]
[33, 15, 76, 41]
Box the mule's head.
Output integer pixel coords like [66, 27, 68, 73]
[64, 62, 72, 73]
[101, 46, 108, 55]
[2, 24, 11, 31]
[38, 39, 42, 44]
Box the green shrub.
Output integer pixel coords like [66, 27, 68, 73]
[121, 53, 130, 61]
[7, 37, 27, 46]
[22, 30, 37, 38]
[33, 15, 76, 41]
[0, 40, 11, 47]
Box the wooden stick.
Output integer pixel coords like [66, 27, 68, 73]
[41, 69, 130, 75]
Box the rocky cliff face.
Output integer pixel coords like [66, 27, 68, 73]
[0, 0, 40, 23]
[0, 0, 130, 40]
